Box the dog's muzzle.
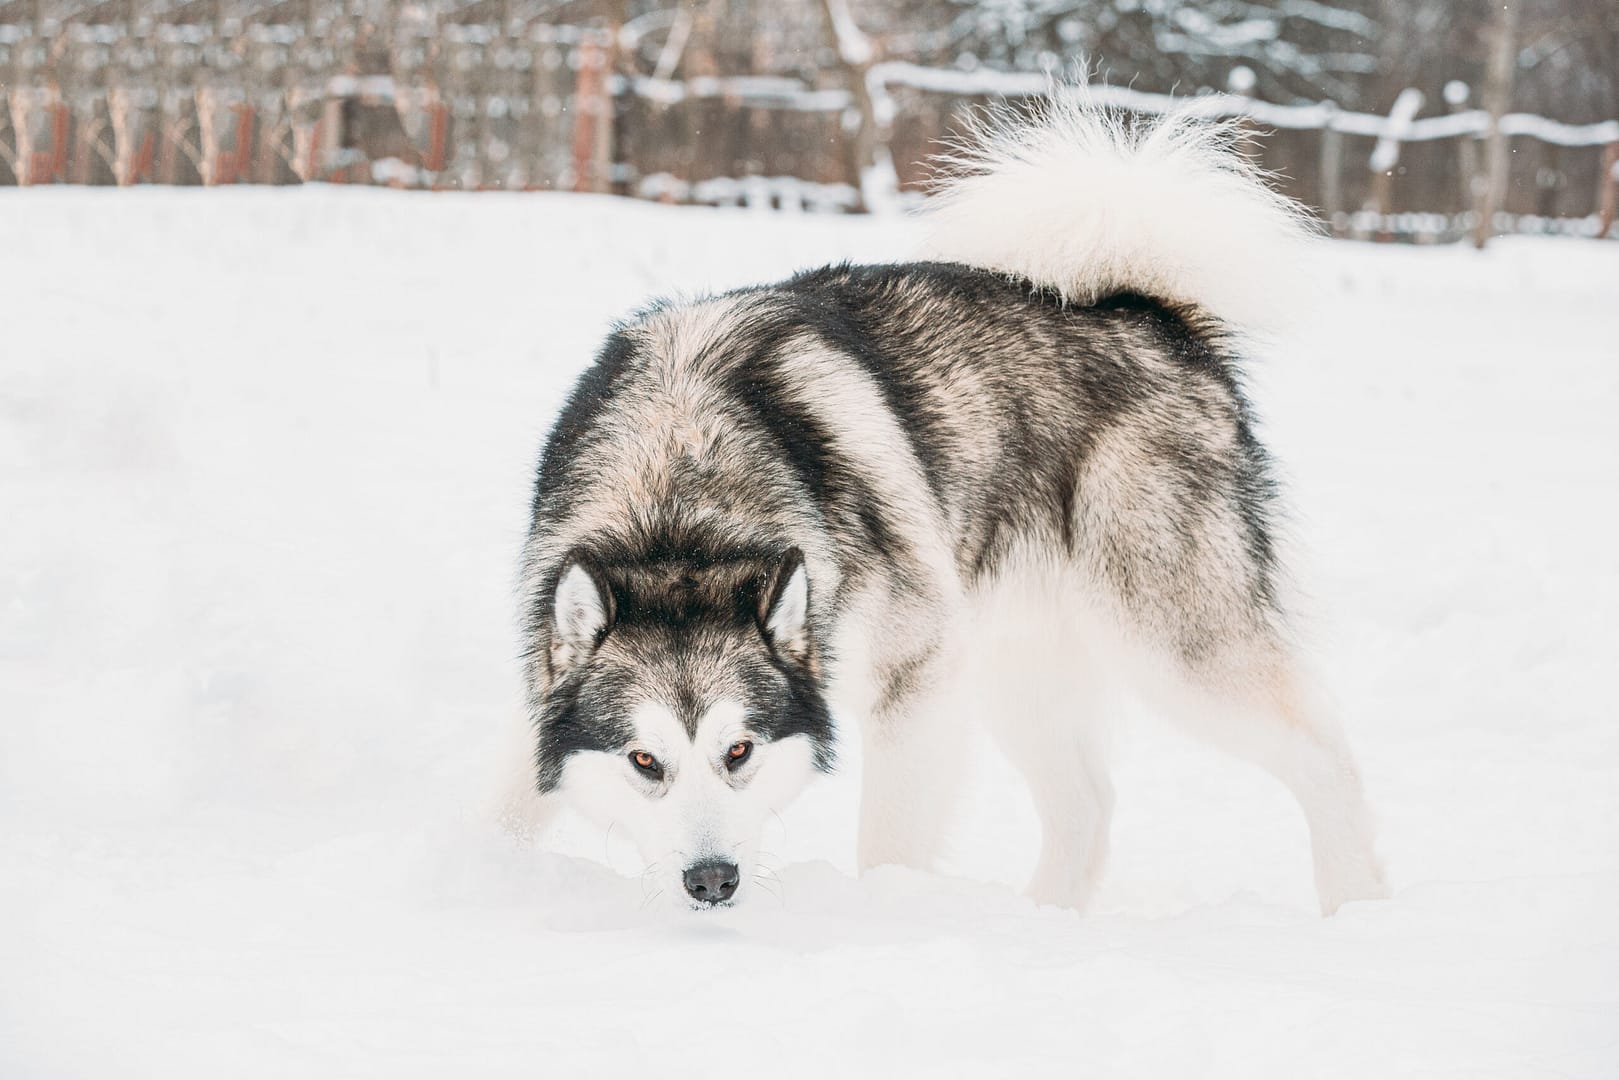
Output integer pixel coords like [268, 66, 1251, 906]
[682, 859, 740, 905]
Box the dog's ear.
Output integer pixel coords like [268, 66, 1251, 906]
[759, 548, 813, 670]
[550, 556, 614, 677]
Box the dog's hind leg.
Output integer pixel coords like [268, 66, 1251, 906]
[1076, 407, 1386, 914]
[1143, 649, 1389, 915]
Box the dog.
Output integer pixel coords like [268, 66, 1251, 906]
[501, 98, 1389, 915]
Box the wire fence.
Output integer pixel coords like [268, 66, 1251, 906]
[4, 4, 1617, 242]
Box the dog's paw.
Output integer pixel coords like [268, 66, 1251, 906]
[1316, 854, 1391, 916]
[1025, 859, 1102, 913]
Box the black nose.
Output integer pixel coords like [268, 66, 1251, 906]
[682, 860, 740, 905]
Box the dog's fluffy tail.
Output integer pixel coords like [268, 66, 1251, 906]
[920, 96, 1314, 331]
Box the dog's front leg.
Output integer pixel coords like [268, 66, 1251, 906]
[489, 710, 563, 843]
[855, 640, 974, 874]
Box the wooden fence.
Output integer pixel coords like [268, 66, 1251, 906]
[4, 7, 1616, 242]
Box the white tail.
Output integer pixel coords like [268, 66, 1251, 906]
[920, 95, 1315, 331]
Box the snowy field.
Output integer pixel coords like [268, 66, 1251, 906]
[2, 188, 1616, 1078]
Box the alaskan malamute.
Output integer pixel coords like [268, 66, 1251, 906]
[502, 100, 1389, 915]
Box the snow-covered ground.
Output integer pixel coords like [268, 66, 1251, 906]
[1, 188, 1615, 1078]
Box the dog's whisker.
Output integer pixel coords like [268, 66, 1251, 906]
[751, 874, 786, 907]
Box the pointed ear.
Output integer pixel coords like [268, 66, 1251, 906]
[550, 556, 614, 677]
[759, 548, 812, 669]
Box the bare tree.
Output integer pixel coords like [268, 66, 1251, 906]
[1473, 0, 1520, 249]
[815, 0, 889, 210]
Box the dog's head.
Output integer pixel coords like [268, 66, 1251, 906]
[532, 545, 834, 908]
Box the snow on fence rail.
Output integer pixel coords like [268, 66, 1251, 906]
[861, 63, 1619, 148]
[622, 63, 1619, 148]
[637, 172, 861, 212]
[621, 62, 1619, 149]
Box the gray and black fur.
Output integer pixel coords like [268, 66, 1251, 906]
[511, 101, 1388, 915]
[523, 263, 1285, 785]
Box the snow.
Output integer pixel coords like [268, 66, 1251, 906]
[2, 188, 1616, 1078]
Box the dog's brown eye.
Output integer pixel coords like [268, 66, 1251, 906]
[631, 750, 660, 776]
[725, 740, 752, 769]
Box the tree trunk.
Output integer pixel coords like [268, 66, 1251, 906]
[814, 0, 891, 212]
[1599, 142, 1619, 240]
[1473, 0, 1520, 250]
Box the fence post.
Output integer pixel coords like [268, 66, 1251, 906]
[1473, 0, 1520, 249]
[232, 103, 255, 185]
[1319, 102, 1343, 237]
[570, 36, 611, 193]
[424, 100, 449, 175]
[1599, 142, 1619, 239]
[44, 101, 65, 182]
[1369, 88, 1423, 242]
[816, 0, 894, 212]
[198, 87, 220, 184]
[110, 87, 139, 185]
[1444, 81, 1479, 236]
